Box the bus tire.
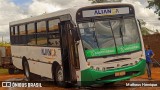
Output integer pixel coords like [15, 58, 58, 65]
[8, 68, 14, 74]
[55, 65, 65, 87]
[23, 60, 31, 81]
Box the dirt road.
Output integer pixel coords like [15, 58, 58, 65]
[0, 68, 160, 90]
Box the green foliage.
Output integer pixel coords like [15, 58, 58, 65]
[140, 20, 146, 26]
[141, 27, 151, 35]
[141, 26, 157, 35]
[0, 68, 8, 74]
[139, 19, 157, 35]
[147, 0, 160, 16]
[0, 42, 10, 47]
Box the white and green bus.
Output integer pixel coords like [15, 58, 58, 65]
[9, 3, 146, 86]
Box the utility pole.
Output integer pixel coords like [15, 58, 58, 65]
[2, 36, 3, 44]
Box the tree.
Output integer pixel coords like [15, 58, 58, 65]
[138, 20, 151, 35]
[0, 42, 10, 47]
[138, 19, 146, 26]
[147, 0, 160, 16]
[141, 27, 150, 35]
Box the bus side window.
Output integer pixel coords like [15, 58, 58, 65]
[14, 26, 19, 44]
[27, 23, 36, 45]
[10, 27, 15, 44]
[19, 25, 27, 44]
[48, 19, 60, 47]
[37, 21, 47, 46]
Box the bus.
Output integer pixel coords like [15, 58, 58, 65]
[9, 3, 146, 86]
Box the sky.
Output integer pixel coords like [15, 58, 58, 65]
[12, 0, 32, 6]
[0, 0, 160, 42]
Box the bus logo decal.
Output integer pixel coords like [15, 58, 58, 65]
[94, 9, 112, 15]
[41, 48, 56, 60]
[94, 9, 119, 16]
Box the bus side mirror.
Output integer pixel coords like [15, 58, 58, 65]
[72, 27, 80, 41]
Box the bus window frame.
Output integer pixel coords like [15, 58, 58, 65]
[10, 26, 15, 44]
[47, 19, 61, 47]
[19, 24, 27, 45]
[36, 21, 48, 46]
[10, 17, 62, 48]
[27, 22, 37, 46]
[14, 26, 20, 45]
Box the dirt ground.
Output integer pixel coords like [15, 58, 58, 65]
[0, 67, 160, 90]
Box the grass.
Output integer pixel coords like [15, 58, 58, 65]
[0, 67, 8, 74]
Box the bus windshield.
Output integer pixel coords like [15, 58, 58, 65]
[78, 17, 141, 58]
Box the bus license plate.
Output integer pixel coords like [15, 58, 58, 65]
[115, 71, 126, 77]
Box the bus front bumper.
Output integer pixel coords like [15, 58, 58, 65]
[81, 59, 146, 86]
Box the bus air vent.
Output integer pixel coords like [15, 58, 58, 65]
[122, 64, 129, 67]
[104, 58, 131, 63]
[106, 67, 114, 70]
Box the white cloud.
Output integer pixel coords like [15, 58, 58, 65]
[27, 0, 91, 16]
[20, 0, 160, 32]
[0, 0, 27, 42]
[36, 0, 91, 7]
[122, 0, 160, 32]
[62, 0, 91, 8]
[0, 0, 91, 42]
[27, 0, 61, 16]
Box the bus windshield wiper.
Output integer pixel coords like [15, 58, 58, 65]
[91, 19, 100, 49]
[119, 20, 124, 46]
[93, 30, 100, 49]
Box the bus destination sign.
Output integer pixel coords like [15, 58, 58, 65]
[82, 7, 129, 17]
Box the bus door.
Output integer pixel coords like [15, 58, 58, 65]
[60, 21, 79, 83]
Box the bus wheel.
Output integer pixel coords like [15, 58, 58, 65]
[55, 65, 65, 86]
[23, 61, 31, 81]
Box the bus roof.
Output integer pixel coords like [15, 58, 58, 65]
[9, 3, 133, 26]
[9, 8, 78, 26]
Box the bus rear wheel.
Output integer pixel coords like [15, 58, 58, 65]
[23, 60, 31, 81]
[55, 65, 65, 86]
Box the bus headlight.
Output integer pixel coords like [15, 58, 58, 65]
[90, 66, 94, 69]
[135, 60, 139, 64]
[130, 63, 133, 66]
[87, 62, 90, 66]
[117, 64, 120, 67]
[139, 54, 144, 60]
[139, 58, 142, 60]
[102, 67, 106, 71]
[96, 67, 100, 71]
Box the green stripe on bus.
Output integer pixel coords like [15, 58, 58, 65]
[85, 47, 116, 58]
[85, 43, 141, 58]
[117, 43, 141, 54]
